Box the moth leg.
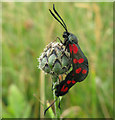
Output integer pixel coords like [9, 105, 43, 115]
[55, 37, 64, 44]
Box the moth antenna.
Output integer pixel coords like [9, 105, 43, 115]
[53, 4, 68, 32]
[44, 99, 58, 115]
[49, 9, 66, 31]
[49, 4, 68, 32]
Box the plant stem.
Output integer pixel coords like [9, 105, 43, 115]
[40, 71, 45, 118]
[52, 75, 60, 118]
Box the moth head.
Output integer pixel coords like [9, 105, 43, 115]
[68, 33, 78, 44]
[63, 32, 70, 38]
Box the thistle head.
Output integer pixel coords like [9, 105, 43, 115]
[38, 42, 71, 75]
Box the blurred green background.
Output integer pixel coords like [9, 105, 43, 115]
[2, 2, 113, 118]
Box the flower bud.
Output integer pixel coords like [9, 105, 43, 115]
[38, 42, 71, 75]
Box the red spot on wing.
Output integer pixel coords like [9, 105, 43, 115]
[72, 44, 78, 54]
[73, 58, 78, 63]
[61, 85, 68, 92]
[78, 58, 84, 64]
[67, 80, 71, 84]
[69, 44, 72, 53]
[72, 80, 76, 84]
[76, 68, 82, 73]
[82, 69, 87, 74]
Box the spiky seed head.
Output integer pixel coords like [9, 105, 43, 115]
[38, 42, 71, 75]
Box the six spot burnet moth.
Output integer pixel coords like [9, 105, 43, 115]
[44, 4, 89, 115]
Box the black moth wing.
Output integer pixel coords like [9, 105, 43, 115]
[55, 70, 74, 97]
[55, 42, 89, 97]
[70, 42, 89, 82]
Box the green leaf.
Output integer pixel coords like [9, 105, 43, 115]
[22, 104, 31, 118]
[7, 84, 27, 117]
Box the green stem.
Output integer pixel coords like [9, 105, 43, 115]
[52, 75, 60, 118]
